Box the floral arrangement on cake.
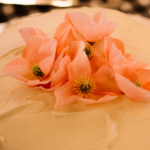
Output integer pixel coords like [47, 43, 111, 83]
[3, 10, 150, 109]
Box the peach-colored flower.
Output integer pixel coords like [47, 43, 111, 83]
[54, 10, 118, 71]
[3, 28, 58, 87]
[65, 10, 118, 43]
[105, 37, 150, 101]
[105, 37, 149, 69]
[62, 40, 106, 73]
[54, 50, 122, 109]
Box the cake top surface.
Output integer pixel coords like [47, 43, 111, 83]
[1, 6, 150, 150]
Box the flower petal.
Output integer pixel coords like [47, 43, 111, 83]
[25, 35, 51, 65]
[92, 11, 102, 23]
[65, 12, 95, 39]
[105, 37, 125, 55]
[90, 54, 107, 73]
[136, 68, 150, 85]
[3, 58, 32, 81]
[54, 81, 81, 109]
[92, 40, 105, 57]
[35, 82, 62, 91]
[52, 46, 69, 73]
[91, 65, 121, 92]
[131, 60, 149, 69]
[84, 24, 101, 42]
[115, 73, 150, 101]
[71, 28, 86, 42]
[78, 95, 118, 104]
[66, 41, 85, 61]
[51, 55, 71, 88]
[19, 27, 47, 45]
[39, 56, 54, 77]
[113, 64, 139, 81]
[68, 51, 91, 81]
[38, 39, 57, 76]
[84, 11, 118, 42]
[106, 42, 128, 68]
[24, 71, 55, 87]
[54, 22, 76, 57]
[54, 22, 71, 38]
[39, 38, 57, 60]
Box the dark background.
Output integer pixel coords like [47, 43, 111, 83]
[0, 0, 150, 23]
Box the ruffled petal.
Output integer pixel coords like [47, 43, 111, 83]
[105, 37, 125, 55]
[65, 12, 95, 39]
[25, 35, 51, 65]
[19, 27, 47, 45]
[78, 95, 118, 104]
[115, 73, 150, 101]
[131, 60, 149, 69]
[98, 9, 107, 24]
[84, 11, 118, 42]
[39, 38, 57, 60]
[71, 28, 86, 42]
[39, 56, 54, 77]
[92, 11, 102, 23]
[113, 64, 139, 81]
[90, 54, 107, 73]
[107, 43, 128, 68]
[136, 68, 150, 85]
[38, 39, 57, 76]
[54, 81, 81, 109]
[3, 58, 32, 81]
[51, 55, 71, 88]
[91, 65, 121, 92]
[35, 28, 47, 36]
[84, 24, 101, 42]
[56, 30, 76, 57]
[66, 41, 85, 60]
[52, 46, 69, 72]
[92, 39, 105, 57]
[68, 51, 91, 81]
[54, 22, 71, 38]
[103, 21, 118, 38]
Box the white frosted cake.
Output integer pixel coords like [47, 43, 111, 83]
[1, 6, 150, 150]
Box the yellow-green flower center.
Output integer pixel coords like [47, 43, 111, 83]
[83, 45, 93, 59]
[80, 80, 91, 92]
[133, 81, 141, 87]
[32, 65, 44, 78]
[74, 77, 96, 97]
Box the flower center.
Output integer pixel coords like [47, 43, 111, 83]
[133, 81, 141, 87]
[80, 80, 91, 92]
[74, 77, 96, 97]
[32, 65, 45, 78]
[83, 45, 94, 59]
[88, 42, 95, 46]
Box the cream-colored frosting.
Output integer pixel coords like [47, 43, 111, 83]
[1, 6, 150, 150]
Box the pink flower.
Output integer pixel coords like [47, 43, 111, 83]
[54, 49, 122, 109]
[54, 10, 118, 70]
[105, 37, 150, 101]
[65, 10, 118, 43]
[65, 40, 107, 73]
[3, 28, 57, 87]
[105, 37, 149, 70]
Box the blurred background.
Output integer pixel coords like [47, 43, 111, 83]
[0, 0, 150, 30]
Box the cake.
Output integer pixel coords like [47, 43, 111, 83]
[1, 6, 150, 150]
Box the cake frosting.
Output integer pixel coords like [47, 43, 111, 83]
[1, 6, 150, 150]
